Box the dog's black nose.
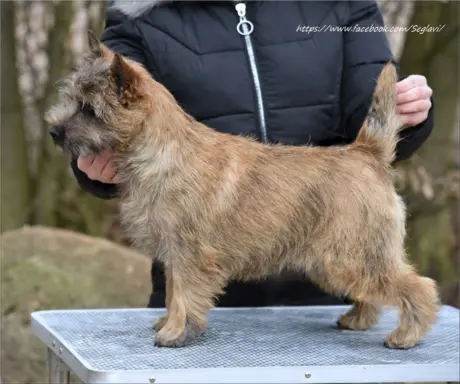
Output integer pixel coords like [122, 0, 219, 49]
[49, 126, 64, 143]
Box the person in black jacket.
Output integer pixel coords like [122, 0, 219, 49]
[72, 1, 434, 308]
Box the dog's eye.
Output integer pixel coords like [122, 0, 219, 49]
[81, 103, 96, 118]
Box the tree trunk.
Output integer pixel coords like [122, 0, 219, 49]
[32, 1, 75, 226]
[399, 1, 459, 286]
[31, 1, 112, 236]
[87, 0, 107, 36]
[0, 1, 30, 232]
[443, 105, 460, 308]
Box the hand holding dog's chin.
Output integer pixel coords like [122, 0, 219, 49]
[77, 149, 121, 184]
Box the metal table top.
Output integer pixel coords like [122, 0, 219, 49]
[31, 305, 459, 383]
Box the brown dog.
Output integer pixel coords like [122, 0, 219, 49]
[45, 31, 439, 349]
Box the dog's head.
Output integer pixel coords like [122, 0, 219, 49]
[45, 31, 160, 157]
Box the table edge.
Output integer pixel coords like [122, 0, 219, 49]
[63, 364, 460, 384]
[30, 306, 460, 383]
[29, 304, 460, 317]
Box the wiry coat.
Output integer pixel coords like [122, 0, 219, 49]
[70, 0, 435, 309]
[46, 38, 439, 349]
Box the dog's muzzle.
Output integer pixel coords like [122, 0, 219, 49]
[49, 125, 65, 147]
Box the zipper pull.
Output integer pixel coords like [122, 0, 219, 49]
[235, 2, 254, 36]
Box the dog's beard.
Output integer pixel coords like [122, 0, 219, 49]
[72, 144, 93, 158]
[60, 139, 104, 158]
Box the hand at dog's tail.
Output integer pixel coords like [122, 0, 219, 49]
[355, 63, 403, 165]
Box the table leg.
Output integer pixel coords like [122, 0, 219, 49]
[47, 348, 70, 384]
[49, 370, 70, 384]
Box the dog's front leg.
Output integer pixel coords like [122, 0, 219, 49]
[154, 251, 227, 348]
[154, 267, 206, 348]
[153, 264, 173, 331]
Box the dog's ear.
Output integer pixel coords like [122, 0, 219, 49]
[87, 30, 101, 55]
[87, 30, 111, 58]
[110, 53, 141, 106]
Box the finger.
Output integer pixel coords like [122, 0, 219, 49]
[101, 162, 118, 183]
[396, 86, 432, 105]
[395, 78, 414, 94]
[396, 75, 427, 94]
[398, 111, 428, 127]
[86, 153, 111, 180]
[396, 99, 432, 114]
[112, 174, 121, 183]
[77, 155, 95, 173]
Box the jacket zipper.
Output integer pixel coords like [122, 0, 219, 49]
[234, 2, 268, 142]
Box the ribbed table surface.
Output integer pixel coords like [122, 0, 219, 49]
[31, 305, 459, 383]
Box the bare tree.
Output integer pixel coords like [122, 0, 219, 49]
[397, 1, 459, 291]
[1, 0, 113, 235]
[32, 1, 74, 226]
[1, 1, 30, 232]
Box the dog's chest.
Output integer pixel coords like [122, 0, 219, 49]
[119, 186, 168, 257]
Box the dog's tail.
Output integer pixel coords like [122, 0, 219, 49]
[354, 63, 402, 165]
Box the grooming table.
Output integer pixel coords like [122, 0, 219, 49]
[31, 306, 459, 384]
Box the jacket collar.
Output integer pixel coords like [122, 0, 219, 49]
[111, 0, 241, 18]
[111, 0, 168, 18]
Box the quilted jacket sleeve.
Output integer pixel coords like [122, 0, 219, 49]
[341, 0, 434, 163]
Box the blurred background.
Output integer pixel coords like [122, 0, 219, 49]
[1, 0, 458, 382]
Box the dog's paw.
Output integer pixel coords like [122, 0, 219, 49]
[336, 304, 380, 331]
[384, 329, 418, 349]
[154, 322, 204, 348]
[336, 312, 377, 331]
[153, 315, 168, 331]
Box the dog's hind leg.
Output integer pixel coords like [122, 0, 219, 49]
[383, 272, 439, 349]
[328, 259, 439, 349]
[337, 302, 381, 330]
[306, 271, 381, 331]
[308, 236, 439, 348]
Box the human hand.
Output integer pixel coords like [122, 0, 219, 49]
[396, 75, 432, 128]
[77, 148, 121, 184]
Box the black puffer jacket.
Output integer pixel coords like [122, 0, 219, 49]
[71, 0, 434, 307]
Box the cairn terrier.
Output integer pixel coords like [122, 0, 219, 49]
[45, 31, 439, 349]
